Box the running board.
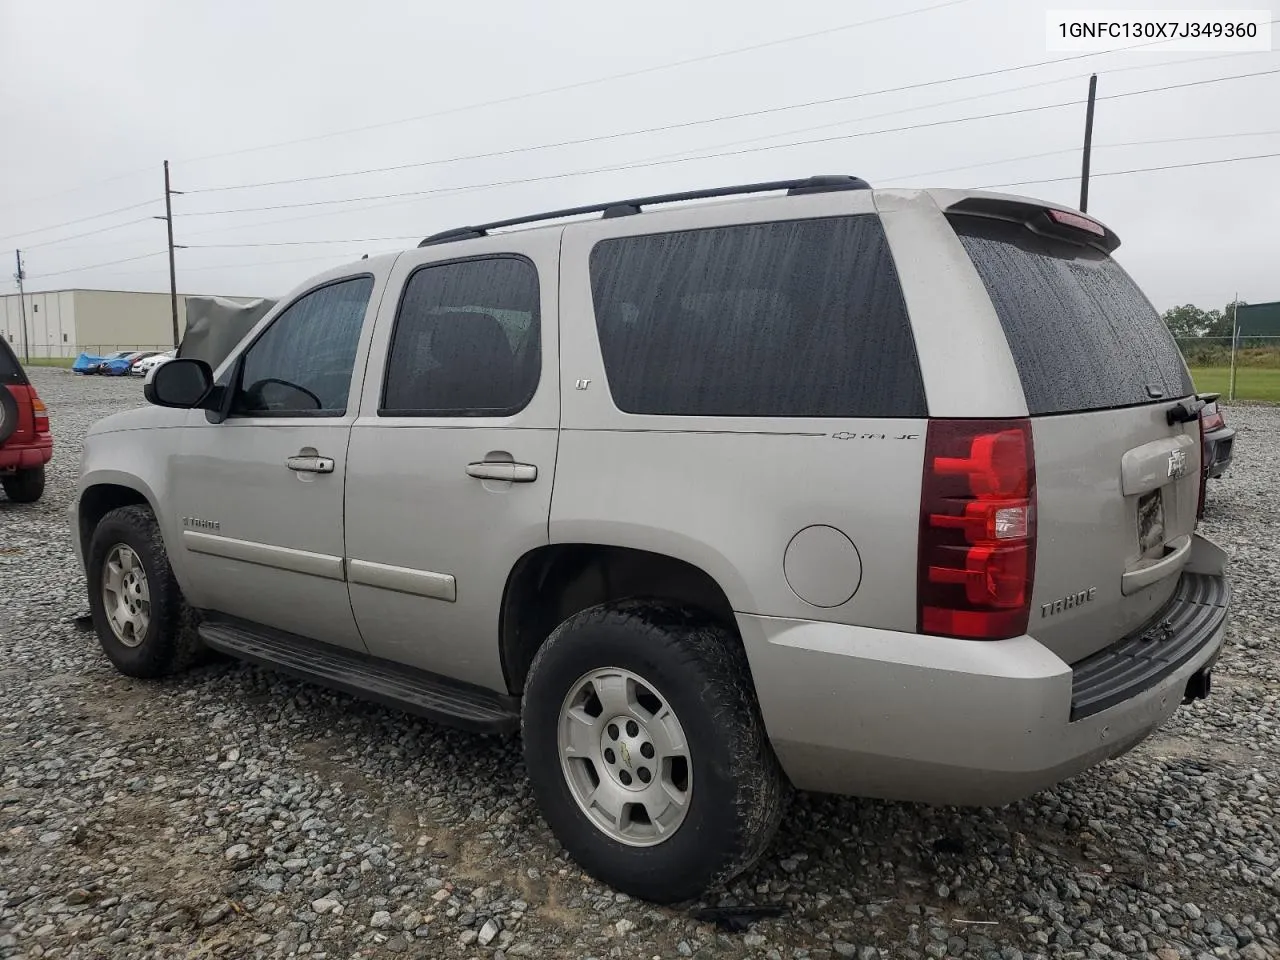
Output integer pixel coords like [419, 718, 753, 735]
[198, 618, 519, 734]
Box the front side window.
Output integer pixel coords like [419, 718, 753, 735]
[381, 257, 541, 416]
[232, 276, 373, 417]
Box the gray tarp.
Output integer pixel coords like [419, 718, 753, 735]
[178, 296, 278, 370]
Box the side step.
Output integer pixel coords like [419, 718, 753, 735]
[198, 618, 520, 734]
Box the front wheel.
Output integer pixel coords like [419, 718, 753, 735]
[2, 465, 45, 503]
[521, 602, 785, 903]
[87, 505, 202, 678]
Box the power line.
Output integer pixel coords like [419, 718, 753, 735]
[975, 151, 1280, 189]
[27, 250, 168, 280]
[0, 199, 158, 246]
[885, 128, 1280, 182]
[182, 131, 1280, 250]
[173, 0, 976, 167]
[175, 66, 1280, 219]
[179, 129, 1280, 249]
[184, 47, 1263, 196]
[0, 165, 157, 215]
[20, 217, 156, 251]
[186, 237, 421, 249]
[179, 252, 376, 272]
[25, 154, 1280, 281]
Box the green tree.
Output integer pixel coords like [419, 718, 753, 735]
[1207, 300, 1248, 338]
[1162, 304, 1210, 338]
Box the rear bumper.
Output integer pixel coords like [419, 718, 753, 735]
[739, 549, 1229, 806]
[0, 437, 53, 471]
[1204, 426, 1235, 479]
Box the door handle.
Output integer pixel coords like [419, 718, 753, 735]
[466, 461, 537, 483]
[287, 455, 335, 474]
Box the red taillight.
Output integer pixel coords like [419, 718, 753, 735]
[918, 419, 1036, 640]
[1197, 412, 1207, 519]
[1201, 407, 1225, 432]
[31, 394, 50, 434]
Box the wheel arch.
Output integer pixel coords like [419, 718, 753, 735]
[499, 542, 741, 696]
[77, 475, 162, 567]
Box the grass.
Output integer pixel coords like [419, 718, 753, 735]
[1189, 366, 1280, 403]
[22, 357, 75, 368]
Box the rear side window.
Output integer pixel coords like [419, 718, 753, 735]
[0, 339, 25, 386]
[382, 256, 541, 417]
[588, 216, 926, 418]
[951, 216, 1192, 414]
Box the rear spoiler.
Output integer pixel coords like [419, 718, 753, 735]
[945, 196, 1121, 254]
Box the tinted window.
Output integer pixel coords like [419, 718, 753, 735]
[588, 216, 925, 418]
[0, 338, 25, 386]
[233, 276, 372, 417]
[382, 257, 540, 416]
[951, 216, 1193, 414]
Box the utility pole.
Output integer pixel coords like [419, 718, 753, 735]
[1079, 73, 1098, 213]
[154, 160, 185, 349]
[13, 250, 29, 363]
[1228, 292, 1240, 402]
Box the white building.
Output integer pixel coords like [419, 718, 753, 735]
[0, 288, 256, 359]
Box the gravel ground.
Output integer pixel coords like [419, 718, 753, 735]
[1, 367, 1278, 960]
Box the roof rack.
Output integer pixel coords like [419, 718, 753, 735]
[417, 174, 871, 247]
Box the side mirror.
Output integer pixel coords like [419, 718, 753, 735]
[144, 358, 214, 409]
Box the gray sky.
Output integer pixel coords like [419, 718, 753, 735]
[1, 0, 1276, 311]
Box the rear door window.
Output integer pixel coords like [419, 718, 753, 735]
[588, 215, 926, 418]
[0, 339, 26, 386]
[381, 256, 541, 417]
[950, 215, 1192, 415]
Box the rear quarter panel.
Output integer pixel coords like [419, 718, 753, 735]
[553, 191, 926, 629]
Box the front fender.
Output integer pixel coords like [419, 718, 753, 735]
[74, 426, 187, 587]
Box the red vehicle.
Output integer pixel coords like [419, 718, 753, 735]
[0, 340, 53, 502]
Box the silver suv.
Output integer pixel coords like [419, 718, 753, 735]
[72, 176, 1230, 903]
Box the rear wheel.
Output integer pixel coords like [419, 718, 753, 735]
[2, 465, 45, 503]
[87, 505, 202, 677]
[521, 601, 785, 903]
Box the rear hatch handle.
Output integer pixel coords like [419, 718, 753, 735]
[1122, 534, 1192, 595]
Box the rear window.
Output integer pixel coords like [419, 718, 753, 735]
[588, 215, 927, 418]
[0, 339, 26, 386]
[951, 215, 1192, 415]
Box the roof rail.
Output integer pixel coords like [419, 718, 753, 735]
[417, 174, 871, 247]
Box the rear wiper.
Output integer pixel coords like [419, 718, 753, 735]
[1166, 397, 1205, 425]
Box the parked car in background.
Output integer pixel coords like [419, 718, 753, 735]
[1199, 393, 1235, 517]
[73, 352, 108, 374]
[77, 351, 140, 375]
[135, 351, 166, 375]
[72, 177, 1231, 903]
[132, 350, 176, 377]
[0, 337, 53, 502]
[102, 351, 158, 376]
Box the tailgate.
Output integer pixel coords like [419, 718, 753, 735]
[949, 204, 1200, 664]
[1031, 406, 1199, 663]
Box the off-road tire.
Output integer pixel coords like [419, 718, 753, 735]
[87, 505, 203, 678]
[2, 465, 45, 503]
[521, 600, 786, 903]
